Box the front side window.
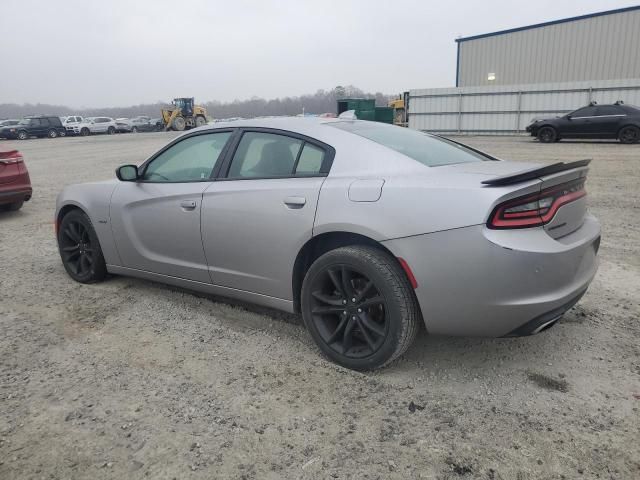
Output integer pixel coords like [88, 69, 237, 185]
[228, 132, 303, 178]
[328, 121, 488, 167]
[142, 132, 232, 182]
[571, 107, 597, 118]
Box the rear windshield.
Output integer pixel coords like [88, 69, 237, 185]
[328, 121, 489, 167]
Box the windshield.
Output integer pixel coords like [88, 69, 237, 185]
[328, 121, 489, 167]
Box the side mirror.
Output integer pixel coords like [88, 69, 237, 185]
[116, 165, 139, 181]
[566, 115, 572, 120]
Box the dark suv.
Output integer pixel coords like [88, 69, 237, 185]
[527, 102, 640, 144]
[0, 116, 67, 140]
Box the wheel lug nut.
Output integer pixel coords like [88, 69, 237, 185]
[357, 308, 362, 313]
[343, 311, 347, 315]
[351, 298, 356, 302]
[352, 316, 356, 320]
[342, 300, 347, 305]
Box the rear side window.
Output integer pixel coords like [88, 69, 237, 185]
[596, 106, 624, 116]
[143, 132, 232, 182]
[328, 121, 488, 167]
[228, 132, 303, 178]
[295, 143, 325, 175]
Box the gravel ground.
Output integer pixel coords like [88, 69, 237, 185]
[1, 133, 638, 480]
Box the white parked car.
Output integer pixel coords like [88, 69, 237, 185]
[67, 117, 117, 136]
[115, 118, 133, 133]
[64, 116, 84, 135]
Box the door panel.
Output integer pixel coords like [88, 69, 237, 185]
[201, 177, 324, 299]
[564, 107, 597, 137]
[594, 106, 626, 135]
[110, 182, 211, 282]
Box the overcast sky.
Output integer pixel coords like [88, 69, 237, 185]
[2, 0, 637, 107]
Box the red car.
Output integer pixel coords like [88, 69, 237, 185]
[0, 150, 32, 211]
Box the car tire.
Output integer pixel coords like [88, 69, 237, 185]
[618, 125, 640, 144]
[59, 130, 66, 137]
[17, 130, 28, 140]
[47, 129, 58, 138]
[57, 209, 107, 284]
[195, 115, 206, 128]
[537, 126, 557, 143]
[107, 126, 115, 135]
[301, 245, 421, 371]
[80, 128, 90, 136]
[132, 126, 138, 133]
[172, 117, 186, 131]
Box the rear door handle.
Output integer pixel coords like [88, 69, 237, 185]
[181, 200, 197, 210]
[284, 196, 306, 208]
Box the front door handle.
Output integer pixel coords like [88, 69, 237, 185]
[180, 200, 197, 210]
[284, 196, 306, 208]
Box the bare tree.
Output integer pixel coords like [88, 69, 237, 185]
[0, 86, 392, 120]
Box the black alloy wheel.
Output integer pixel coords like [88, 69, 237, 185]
[301, 246, 420, 370]
[58, 210, 107, 283]
[309, 265, 388, 359]
[619, 125, 640, 144]
[537, 126, 557, 143]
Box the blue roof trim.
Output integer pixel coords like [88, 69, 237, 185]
[455, 5, 640, 43]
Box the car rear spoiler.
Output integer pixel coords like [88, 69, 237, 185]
[481, 159, 591, 186]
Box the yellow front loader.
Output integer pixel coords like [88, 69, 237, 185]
[161, 97, 208, 131]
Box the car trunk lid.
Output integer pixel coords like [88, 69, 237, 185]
[471, 159, 590, 238]
[0, 150, 23, 185]
[536, 165, 589, 239]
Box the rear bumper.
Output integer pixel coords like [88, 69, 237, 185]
[381, 214, 600, 337]
[0, 186, 32, 204]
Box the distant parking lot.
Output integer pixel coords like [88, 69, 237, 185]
[0, 133, 638, 479]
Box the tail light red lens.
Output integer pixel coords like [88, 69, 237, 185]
[0, 150, 22, 164]
[488, 178, 586, 229]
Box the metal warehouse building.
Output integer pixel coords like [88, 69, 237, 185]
[455, 6, 640, 87]
[408, 6, 640, 134]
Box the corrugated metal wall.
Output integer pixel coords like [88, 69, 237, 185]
[408, 79, 640, 134]
[457, 8, 640, 87]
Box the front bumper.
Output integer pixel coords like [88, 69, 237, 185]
[1, 130, 19, 139]
[382, 214, 600, 337]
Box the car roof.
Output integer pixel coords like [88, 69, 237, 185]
[183, 116, 431, 177]
[193, 116, 362, 142]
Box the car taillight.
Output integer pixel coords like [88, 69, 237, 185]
[488, 178, 586, 229]
[0, 150, 23, 164]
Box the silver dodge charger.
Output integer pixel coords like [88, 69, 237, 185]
[55, 117, 600, 370]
